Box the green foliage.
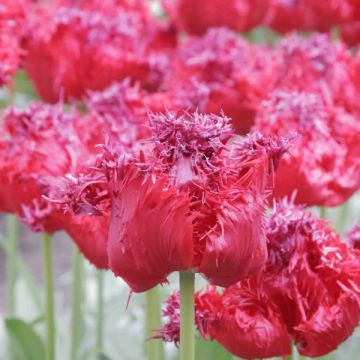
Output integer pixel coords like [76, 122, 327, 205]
[98, 354, 112, 360]
[243, 26, 280, 45]
[5, 318, 45, 360]
[195, 337, 233, 360]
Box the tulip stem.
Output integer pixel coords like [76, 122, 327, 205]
[42, 233, 55, 360]
[6, 215, 19, 315]
[319, 207, 327, 219]
[145, 286, 165, 360]
[336, 202, 348, 232]
[179, 271, 195, 360]
[96, 270, 104, 358]
[70, 248, 84, 360]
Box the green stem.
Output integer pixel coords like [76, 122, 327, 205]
[70, 248, 84, 360]
[6, 215, 19, 315]
[179, 272, 195, 360]
[96, 270, 104, 358]
[319, 207, 327, 219]
[336, 202, 348, 232]
[145, 286, 165, 360]
[42, 233, 55, 360]
[0, 236, 42, 311]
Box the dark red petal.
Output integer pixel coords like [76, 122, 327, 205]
[165, 0, 268, 35]
[108, 169, 194, 292]
[295, 294, 360, 357]
[198, 197, 267, 287]
[66, 213, 109, 269]
[212, 306, 291, 359]
[24, 3, 174, 102]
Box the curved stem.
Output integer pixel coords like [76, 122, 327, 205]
[70, 248, 84, 360]
[145, 286, 164, 360]
[96, 270, 104, 358]
[42, 233, 55, 360]
[179, 272, 195, 360]
[6, 215, 19, 315]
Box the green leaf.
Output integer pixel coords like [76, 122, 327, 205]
[195, 337, 233, 360]
[98, 354, 112, 360]
[5, 318, 45, 360]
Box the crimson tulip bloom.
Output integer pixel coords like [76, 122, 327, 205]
[265, 0, 349, 33]
[61, 111, 290, 292]
[158, 200, 360, 358]
[53, 0, 147, 14]
[339, 0, 360, 45]
[264, 0, 316, 33]
[253, 90, 360, 206]
[273, 33, 359, 114]
[76, 80, 151, 154]
[0, 0, 28, 86]
[149, 28, 276, 134]
[0, 34, 22, 86]
[23, 2, 176, 102]
[0, 102, 109, 268]
[163, 0, 268, 35]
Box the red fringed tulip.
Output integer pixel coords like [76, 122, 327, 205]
[149, 28, 276, 134]
[0, 103, 79, 215]
[274, 33, 359, 113]
[53, 0, 148, 13]
[164, 0, 268, 35]
[265, 0, 349, 33]
[0, 0, 28, 86]
[158, 200, 360, 358]
[264, 0, 317, 33]
[77, 80, 151, 153]
[0, 34, 23, 86]
[61, 111, 289, 292]
[0, 102, 109, 268]
[24, 3, 176, 102]
[253, 90, 360, 206]
[335, 0, 360, 45]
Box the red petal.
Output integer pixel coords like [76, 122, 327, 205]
[295, 294, 360, 357]
[198, 195, 267, 287]
[66, 213, 109, 269]
[108, 169, 194, 292]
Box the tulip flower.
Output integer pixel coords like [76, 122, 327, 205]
[163, 0, 268, 35]
[53, 0, 148, 13]
[0, 102, 110, 268]
[264, 0, 315, 33]
[80, 79, 151, 152]
[253, 89, 360, 206]
[23, 2, 176, 102]
[0, 0, 28, 86]
[265, 0, 349, 33]
[149, 28, 276, 134]
[60, 111, 291, 292]
[158, 200, 360, 358]
[59, 110, 290, 360]
[274, 33, 359, 114]
[340, 1, 360, 45]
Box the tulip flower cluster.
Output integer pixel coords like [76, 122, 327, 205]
[1, 1, 360, 360]
[157, 201, 360, 358]
[165, 0, 360, 45]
